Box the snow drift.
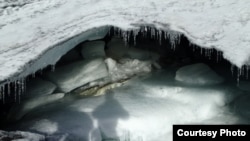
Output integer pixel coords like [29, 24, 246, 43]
[1, 0, 250, 85]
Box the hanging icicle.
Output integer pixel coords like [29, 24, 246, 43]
[231, 65, 235, 76]
[51, 65, 56, 72]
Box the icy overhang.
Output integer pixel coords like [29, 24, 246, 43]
[0, 0, 250, 84]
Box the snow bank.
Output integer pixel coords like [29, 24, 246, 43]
[1, 0, 250, 84]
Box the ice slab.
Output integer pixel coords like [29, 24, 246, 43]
[8, 93, 65, 121]
[175, 63, 224, 85]
[45, 58, 108, 93]
[24, 78, 56, 99]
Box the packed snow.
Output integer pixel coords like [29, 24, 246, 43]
[1, 0, 250, 85]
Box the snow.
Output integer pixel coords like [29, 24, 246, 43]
[175, 63, 224, 85]
[81, 41, 106, 59]
[45, 58, 109, 93]
[1, 0, 250, 84]
[8, 70, 247, 141]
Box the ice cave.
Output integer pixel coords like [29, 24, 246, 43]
[1, 0, 250, 141]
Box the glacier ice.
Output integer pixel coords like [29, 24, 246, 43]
[81, 41, 106, 59]
[23, 77, 56, 99]
[1, 0, 250, 86]
[175, 63, 224, 85]
[7, 70, 246, 141]
[7, 93, 65, 121]
[45, 58, 109, 93]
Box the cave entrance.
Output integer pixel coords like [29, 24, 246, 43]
[1, 26, 250, 140]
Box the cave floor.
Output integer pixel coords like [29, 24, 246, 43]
[6, 69, 250, 141]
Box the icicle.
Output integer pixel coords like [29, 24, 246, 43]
[158, 30, 162, 45]
[132, 29, 139, 46]
[167, 31, 181, 50]
[231, 65, 234, 76]
[32, 72, 36, 78]
[14, 80, 17, 102]
[2, 85, 5, 104]
[246, 65, 249, 79]
[39, 68, 43, 75]
[0, 86, 2, 101]
[241, 65, 245, 77]
[237, 67, 241, 86]
[7, 81, 11, 96]
[122, 30, 129, 46]
[51, 65, 56, 72]
[216, 51, 219, 62]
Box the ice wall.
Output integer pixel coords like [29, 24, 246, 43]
[0, 0, 250, 85]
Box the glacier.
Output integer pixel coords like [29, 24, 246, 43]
[0, 0, 250, 85]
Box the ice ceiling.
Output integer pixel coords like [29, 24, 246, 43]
[0, 0, 250, 85]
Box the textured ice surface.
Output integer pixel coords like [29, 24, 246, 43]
[8, 93, 65, 121]
[81, 41, 106, 59]
[175, 63, 224, 85]
[45, 58, 109, 93]
[1, 0, 250, 84]
[105, 58, 152, 81]
[24, 78, 56, 99]
[0, 130, 45, 141]
[9, 70, 246, 141]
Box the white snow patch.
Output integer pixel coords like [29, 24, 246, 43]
[31, 119, 58, 135]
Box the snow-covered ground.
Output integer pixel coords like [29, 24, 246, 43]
[1, 0, 250, 85]
[8, 70, 249, 141]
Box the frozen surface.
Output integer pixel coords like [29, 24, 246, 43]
[0, 130, 45, 141]
[1, 0, 250, 84]
[175, 63, 224, 85]
[105, 58, 152, 81]
[9, 70, 248, 141]
[45, 58, 108, 93]
[8, 93, 65, 121]
[81, 41, 106, 59]
[24, 78, 56, 99]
